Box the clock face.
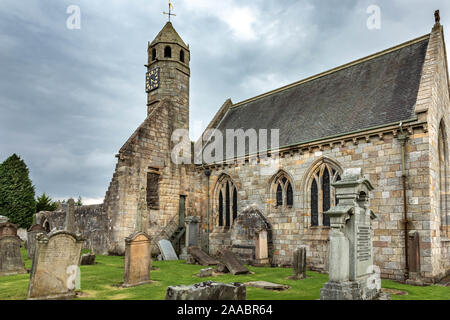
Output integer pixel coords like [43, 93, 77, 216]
[146, 67, 160, 92]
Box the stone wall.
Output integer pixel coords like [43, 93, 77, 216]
[36, 204, 109, 254]
[204, 123, 434, 281]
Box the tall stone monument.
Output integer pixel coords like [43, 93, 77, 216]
[123, 188, 152, 287]
[320, 168, 381, 300]
[27, 224, 46, 259]
[0, 222, 27, 276]
[179, 216, 200, 260]
[27, 198, 84, 299]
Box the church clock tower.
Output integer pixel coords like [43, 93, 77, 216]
[146, 22, 190, 131]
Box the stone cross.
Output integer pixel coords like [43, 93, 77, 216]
[320, 168, 380, 300]
[65, 198, 76, 233]
[135, 187, 149, 234]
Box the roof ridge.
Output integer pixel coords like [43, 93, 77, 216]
[231, 33, 431, 109]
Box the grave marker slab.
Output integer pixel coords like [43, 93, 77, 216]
[219, 249, 249, 275]
[123, 232, 152, 287]
[0, 223, 26, 276]
[289, 246, 307, 280]
[27, 224, 46, 260]
[165, 281, 246, 300]
[80, 253, 96, 265]
[188, 246, 219, 266]
[27, 231, 84, 300]
[158, 239, 178, 260]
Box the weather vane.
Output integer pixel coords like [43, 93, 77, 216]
[163, 1, 176, 22]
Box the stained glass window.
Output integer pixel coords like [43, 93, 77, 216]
[322, 168, 330, 227]
[276, 183, 283, 207]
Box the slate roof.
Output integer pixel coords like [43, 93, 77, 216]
[212, 35, 429, 156]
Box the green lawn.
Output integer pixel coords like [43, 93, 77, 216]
[0, 248, 448, 300]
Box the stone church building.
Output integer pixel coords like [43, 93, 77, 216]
[38, 15, 450, 283]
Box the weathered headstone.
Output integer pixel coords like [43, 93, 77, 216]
[27, 224, 46, 260]
[123, 232, 152, 287]
[0, 215, 8, 223]
[80, 253, 96, 265]
[219, 249, 249, 275]
[123, 188, 152, 287]
[158, 239, 178, 260]
[320, 168, 381, 300]
[188, 246, 219, 266]
[27, 231, 84, 299]
[165, 281, 246, 300]
[180, 216, 200, 260]
[254, 230, 270, 266]
[186, 255, 196, 264]
[289, 246, 307, 280]
[199, 268, 213, 278]
[0, 222, 27, 276]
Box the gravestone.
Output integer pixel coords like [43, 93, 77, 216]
[180, 216, 200, 260]
[158, 239, 178, 260]
[254, 230, 270, 266]
[320, 168, 381, 300]
[289, 246, 307, 280]
[28, 202, 84, 300]
[219, 249, 249, 275]
[27, 224, 46, 260]
[188, 246, 219, 266]
[27, 231, 84, 299]
[123, 188, 152, 287]
[216, 263, 229, 273]
[165, 281, 246, 300]
[0, 222, 27, 276]
[0, 215, 8, 223]
[198, 268, 213, 278]
[245, 281, 290, 291]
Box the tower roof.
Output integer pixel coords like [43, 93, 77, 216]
[150, 22, 188, 50]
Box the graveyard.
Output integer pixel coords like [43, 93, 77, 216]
[0, 247, 448, 300]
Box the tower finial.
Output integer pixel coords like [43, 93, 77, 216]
[163, 1, 176, 22]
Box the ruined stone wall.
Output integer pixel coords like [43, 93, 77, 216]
[204, 124, 434, 281]
[36, 204, 108, 254]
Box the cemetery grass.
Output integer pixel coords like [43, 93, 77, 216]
[0, 248, 448, 300]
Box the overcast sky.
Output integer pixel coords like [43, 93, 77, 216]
[0, 0, 448, 204]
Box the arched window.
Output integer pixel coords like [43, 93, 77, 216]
[215, 175, 238, 227]
[180, 49, 185, 63]
[164, 46, 172, 58]
[438, 120, 449, 236]
[152, 48, 156, 61]
[306, 159, 342, 227]
[270, 171, 294, 208]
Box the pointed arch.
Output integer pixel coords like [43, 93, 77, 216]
[268, 169, 295, 209]
[302, 157, 343, 227]
[213, 174, 239, 228]
[180, 49, 185, 63]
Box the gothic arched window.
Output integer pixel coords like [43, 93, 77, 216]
[438, 120, 449, 236]
[180, 49, 185, 63]
[215, 175, 238, 228]
[164, 46, 172, 58]
[271, 171, 294, 209]
[307, 160, 342, 227]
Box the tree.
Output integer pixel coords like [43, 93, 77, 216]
[36, 193, 58, 213]
[0, 154, 36, 228]
[76, 196, 83, 206]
